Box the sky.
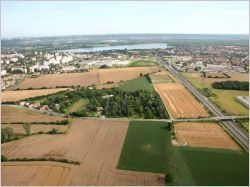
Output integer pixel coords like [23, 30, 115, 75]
[1, 1, 249, 38]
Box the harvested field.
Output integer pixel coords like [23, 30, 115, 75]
[2, 119, 164, 185]
[174, 122, 240, 150]
[13, 71, 99, 90]
[2, 105, 65, 123]
[1, 124, 68, 134]
[2, 88, 69, 102]
[98, 66, 160, 84]
[2, 161, 75, 186]
[154, 83, 209, 119]
[14, 67, 160, 89]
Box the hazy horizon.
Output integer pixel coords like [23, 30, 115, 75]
[1, 1, 249, 38]
[2, 33, 249, 40]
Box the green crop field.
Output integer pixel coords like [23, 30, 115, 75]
[117, 121, 172, 174]
[182, 72, 249, 116]
[173, 147, 249, 186]
[118, 76, 154, 91]
[128, 60, 158, 67]
[67, 98, 89, 114]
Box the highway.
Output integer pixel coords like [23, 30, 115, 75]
[157, 56, 249, 151]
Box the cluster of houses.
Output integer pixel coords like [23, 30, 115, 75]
[1, 53, 25, 64]
[172, 56, 247, 73]
[19, 101, 52, 112]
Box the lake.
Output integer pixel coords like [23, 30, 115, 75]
[61, 43, 168, 53]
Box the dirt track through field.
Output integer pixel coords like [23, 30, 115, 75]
[2, 119, 165, 185]
[2, 88, 69, 102]
[14, 67, 160, 89]
[2, 105, 65, 123]
[174, 122, 240, 150]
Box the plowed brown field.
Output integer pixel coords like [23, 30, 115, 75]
[14, 67, 160, 89]
[2, 88, 69, 102]
[2, 119, 164, 185]
[2, 105, 64, 123]
[174, 122, 240, 150]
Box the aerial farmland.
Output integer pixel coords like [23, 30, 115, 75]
[151, 71, 209, 119]
[1, 34, 249, 185]
[12, 67, 160, 90]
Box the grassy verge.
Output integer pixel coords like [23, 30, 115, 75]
[117, 121, 172, 176]
[128, 60, 158, 67]
[173, 146, 249, 186]
[182, 72, 249, 116]
[235, 118, 249, 132]
[118, 76, 154, 91]
[66, 98, 89, 114]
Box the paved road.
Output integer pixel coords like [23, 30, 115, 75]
[157, 56, 249, 151]
[173, 116, 249, 122]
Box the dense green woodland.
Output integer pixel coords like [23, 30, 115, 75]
[212, 81, 249, 90]
[33, 87, 168, 119]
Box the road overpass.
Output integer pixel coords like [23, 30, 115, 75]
[157, 56, 249, 151]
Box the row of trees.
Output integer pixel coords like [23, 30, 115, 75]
[2, 123, 31, 143]
[212, 81, 249, 91]
[1, 122, 65, 143]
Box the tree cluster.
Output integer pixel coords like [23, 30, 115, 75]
[212, 81, 249, 90]
[41, 87, 169, 119]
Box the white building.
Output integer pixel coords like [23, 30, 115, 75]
[17, 54, 25, 59]
[61, 56, 73, 64]
[38, 65, 49, 70]
[203, 64, 229, 73]
[1, 70, 7, 76]
[10, 57, 18, 63]
[43, 58, 60, 66]
[61, 66, 76, 72]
